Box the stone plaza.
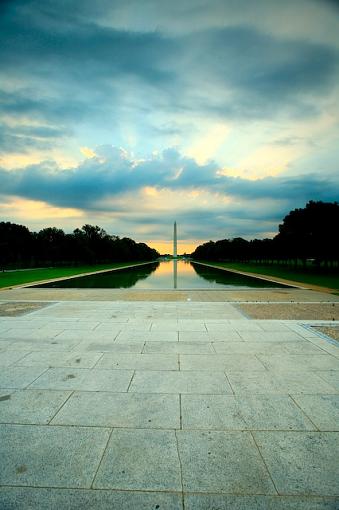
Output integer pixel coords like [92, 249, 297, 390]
[0, 287, 338, 509]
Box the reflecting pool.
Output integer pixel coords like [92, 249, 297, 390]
[33, 260, 289, 289]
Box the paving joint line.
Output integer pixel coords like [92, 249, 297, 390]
[1, 484, 338, 498]
[179, 394, 182, 430]
[0, 421, 336, 432]
[287, 394, 320, 432]
[126, 370, 135, 392]
[47, 390, 75, 425]
[89, 427, 114, 490]
[24, 367, 50, 390]
[223, 371, 235, 395]
[249, 430, 280, 496]
[174, 429, 185, 509]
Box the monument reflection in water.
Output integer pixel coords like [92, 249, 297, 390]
[173, 259, 177, 289]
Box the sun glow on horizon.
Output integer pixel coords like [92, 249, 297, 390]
[147, 240, 199, 255]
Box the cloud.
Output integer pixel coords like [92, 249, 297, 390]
[1, 146, 338, 212]
[0, 121, 69, 154]
[0, 1, 338, 243]
[1, 3, 338, 134]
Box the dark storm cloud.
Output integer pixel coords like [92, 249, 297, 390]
[0, 0, 338, 138]
[0, 90, 95, 124]
[0, 7, 175, 85]
[116, 207, 285, 240]
[1, 147, 338, 209]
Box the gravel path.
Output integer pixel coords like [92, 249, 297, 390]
[237, 302, 339, 320]
[314, 326, 339, 342]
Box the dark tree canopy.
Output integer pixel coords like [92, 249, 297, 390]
[192, 201, 339, 268]
[0, 222, 159, 268]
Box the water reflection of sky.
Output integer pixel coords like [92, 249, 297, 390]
[132, 261, 283, 289]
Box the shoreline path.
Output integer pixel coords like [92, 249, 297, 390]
[0, 287, 338, 509]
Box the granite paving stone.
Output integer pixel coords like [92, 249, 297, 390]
[39, 321, 100, 331]
[308, 337, 339, 357]
[228, 321, 265, 331]
[177, 320, 207, 331]
[0, 321, 46, 330]
[179, 330, 243, 342]
[120, 321, 152, 331]
[0, 389, 72, 424]
[177, 430, 275, 494]
[1, 298, 338, 506]
[143, 341, 215, 354]
[5, 339, 82, 351]
[205, 323, 244, 333]
[228, 370, 338, 394]
[179, 354, 266, 371]
[184, 494, 339, 509]
[116, 331, 178, 342]
[54, 329, 121, 340]
[239, 331, 305, 342]
[16, 351, 103, 368]
[255, 322, 293, 332]
[2, 329, 64, 340]
[93, 428, 182, 491]
[79, 341, 145, 353]
[258, 354, 339, 372]
[28, 367, 133, 391]
[0, 487, 184, 510]
[181, 394, 316, 431]
[253, 431, 339, 496]
[281, 341, 327, 355]
[94, 322, 131, 332]
[129, 370, 233, 394]
[0, 350, 30, 366]
[0, 366, 47, 389]
[151, 320, 179, 331]
[212, 341, 289, 354]
[316, 370, 339, 391]
[287, 324, 321, 338]
[52, 391, 180, 428]
[0, 424, 110, 488]
[292, 394, 339, 430]
[96, 352, 179, 370]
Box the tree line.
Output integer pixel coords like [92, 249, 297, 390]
[192, 201, 339, 269]
[0, 223, 159, 269]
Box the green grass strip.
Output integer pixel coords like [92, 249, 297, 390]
[0, 262, 151, 288]
[201, 261, 339, 291]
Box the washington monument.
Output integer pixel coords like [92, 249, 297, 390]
[173, 221, 177, 258]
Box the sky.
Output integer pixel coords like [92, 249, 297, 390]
[0, 0, 339, 254]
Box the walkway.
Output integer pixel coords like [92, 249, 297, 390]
[0, 296, 338, 509]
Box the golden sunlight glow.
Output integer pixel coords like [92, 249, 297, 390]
[80, 147, 97, 158]
[152, 260, 195, 275]
[186, 122, 230, 164]
[147, 240, 200, 255]
[237, 144, 303, 179]
[143, 186, 159, 197]
[0, 152, 49, 169]
[0, 197, 83, 220]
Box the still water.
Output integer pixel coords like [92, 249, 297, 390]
[33, 260, 288, 289]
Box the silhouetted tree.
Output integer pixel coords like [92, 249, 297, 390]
[191, 201, 339, 270]
[0, 222, 159, 268]
[0, 222, 34, 268]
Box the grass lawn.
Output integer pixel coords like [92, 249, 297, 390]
[201, 261, 339, 292]
[0, 262, 152, 289]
